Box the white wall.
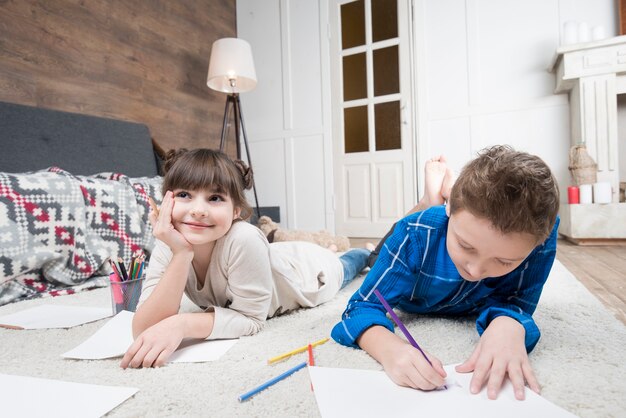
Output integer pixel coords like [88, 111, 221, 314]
[418, 0, 617, 199]
[238, 0, 618, 232]
[236, 0, 333, 230]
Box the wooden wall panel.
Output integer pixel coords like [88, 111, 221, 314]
[0, 0, 236, 152]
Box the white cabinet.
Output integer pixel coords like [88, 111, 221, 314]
[551, 36, 626, 241]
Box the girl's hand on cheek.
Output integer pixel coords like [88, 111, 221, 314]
[149, 191, 192, 254]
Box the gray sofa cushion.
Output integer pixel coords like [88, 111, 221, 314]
[0, 101, 159, 177]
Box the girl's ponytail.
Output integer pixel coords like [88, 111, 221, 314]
[233, 159, 254, 190]
[163, 148, 189, 174]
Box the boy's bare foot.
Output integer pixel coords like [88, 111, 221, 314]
[441, 167, 456, 201]
[423, 155, 448, 206]
[406, 156, 449, 215]
[365, 242, 376, 252]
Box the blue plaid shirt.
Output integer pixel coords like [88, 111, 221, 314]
[331, 205, 559, 352]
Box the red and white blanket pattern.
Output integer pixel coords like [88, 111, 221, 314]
[0, 168, 162, 306]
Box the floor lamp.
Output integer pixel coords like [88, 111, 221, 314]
[207, 37, 261, 219]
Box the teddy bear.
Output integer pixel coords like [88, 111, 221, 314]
[256, 216, 351, 252]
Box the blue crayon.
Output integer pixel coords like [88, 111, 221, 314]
[238, 361, 307, 402]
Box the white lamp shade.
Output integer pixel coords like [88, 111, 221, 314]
[207, 38, 257, 93]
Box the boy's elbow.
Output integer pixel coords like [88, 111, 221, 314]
[330, 321, 359, 349]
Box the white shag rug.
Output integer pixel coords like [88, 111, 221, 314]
[0, 259, 625, 418]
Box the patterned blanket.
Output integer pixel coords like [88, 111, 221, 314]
[0, 168, 163, 306]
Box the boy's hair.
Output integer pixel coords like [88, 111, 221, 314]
[448, 145, 559, 242]
[162, 148, 254, 220]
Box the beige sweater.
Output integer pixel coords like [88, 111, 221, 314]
[140, 221, 344, 339]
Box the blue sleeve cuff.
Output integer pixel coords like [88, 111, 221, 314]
[476, 306, 541, 352]
[331, 309, 394, 349]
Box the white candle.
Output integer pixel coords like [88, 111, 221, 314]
[591, 26, 605, 41]
[578, 22, 590, 43]
[562, 21, 578, 45]
[579, 184, 593, 204]
[593, 182, 612, 204]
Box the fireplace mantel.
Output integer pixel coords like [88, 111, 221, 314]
[551, 36, 626, 242]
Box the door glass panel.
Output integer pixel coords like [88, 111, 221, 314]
[341, 0, 365, 49]
[373, 45, 399, 96]
[375, 101, 400, 150]
[344, 106, 369, 153]
[343, 52, 367, 101]
[371, 0, 398, 42]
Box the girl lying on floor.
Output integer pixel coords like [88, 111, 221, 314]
[121, 148, 372, 368]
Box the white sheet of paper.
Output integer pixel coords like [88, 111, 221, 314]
[169, 337, 238, 362]
[0, 305, 111, 329]
[62, 310, 237, 362]
[0, 373, 137, 418]
[308, 365, 577, 418]
[62, 310, 135, 359]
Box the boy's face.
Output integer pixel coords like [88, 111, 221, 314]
[446, 209, 537, 281]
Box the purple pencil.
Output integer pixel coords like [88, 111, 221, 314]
[373, 289, 433, 366]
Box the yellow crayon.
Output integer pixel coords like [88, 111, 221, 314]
[267, 337, 330, 364]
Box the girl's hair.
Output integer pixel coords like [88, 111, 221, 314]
[448, 145, 560, 243]
[162, 148, 254, 220]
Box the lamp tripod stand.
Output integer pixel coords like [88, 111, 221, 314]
[219, 93, 261, 219]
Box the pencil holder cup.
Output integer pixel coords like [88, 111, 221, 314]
[109, 277, 144, 315]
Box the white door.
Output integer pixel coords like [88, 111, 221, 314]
[330, 0, 415, 237]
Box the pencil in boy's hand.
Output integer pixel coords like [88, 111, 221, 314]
[373, 289, 432, 366]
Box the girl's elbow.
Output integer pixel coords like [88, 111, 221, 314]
[245, 317, 267, 336]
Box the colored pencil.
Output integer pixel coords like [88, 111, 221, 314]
[129, 257, 137, 280]
[308, 344, 315, 391]
[238, 361, 307, 402]
[373, 289, 432, 366]
[307, 344, 314, 366]
[117, 257, 129, 281]
[127, 257, 145, 311]
[267, 337, 329, 364]
[135, 257, 145, 281]
[108, 259, 122, 281]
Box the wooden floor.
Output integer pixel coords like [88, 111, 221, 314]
[556, 239, 626, 325]
[350, 237, 626, 325]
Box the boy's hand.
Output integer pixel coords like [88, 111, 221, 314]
[149, 192, 192, 254]
[455, 316, 540, 400]
[359, 325, 446, 390]
[120, 315, 184, 369]
[381, 343, 447, 390]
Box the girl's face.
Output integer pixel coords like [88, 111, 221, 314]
[170, 188, 241, 247]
